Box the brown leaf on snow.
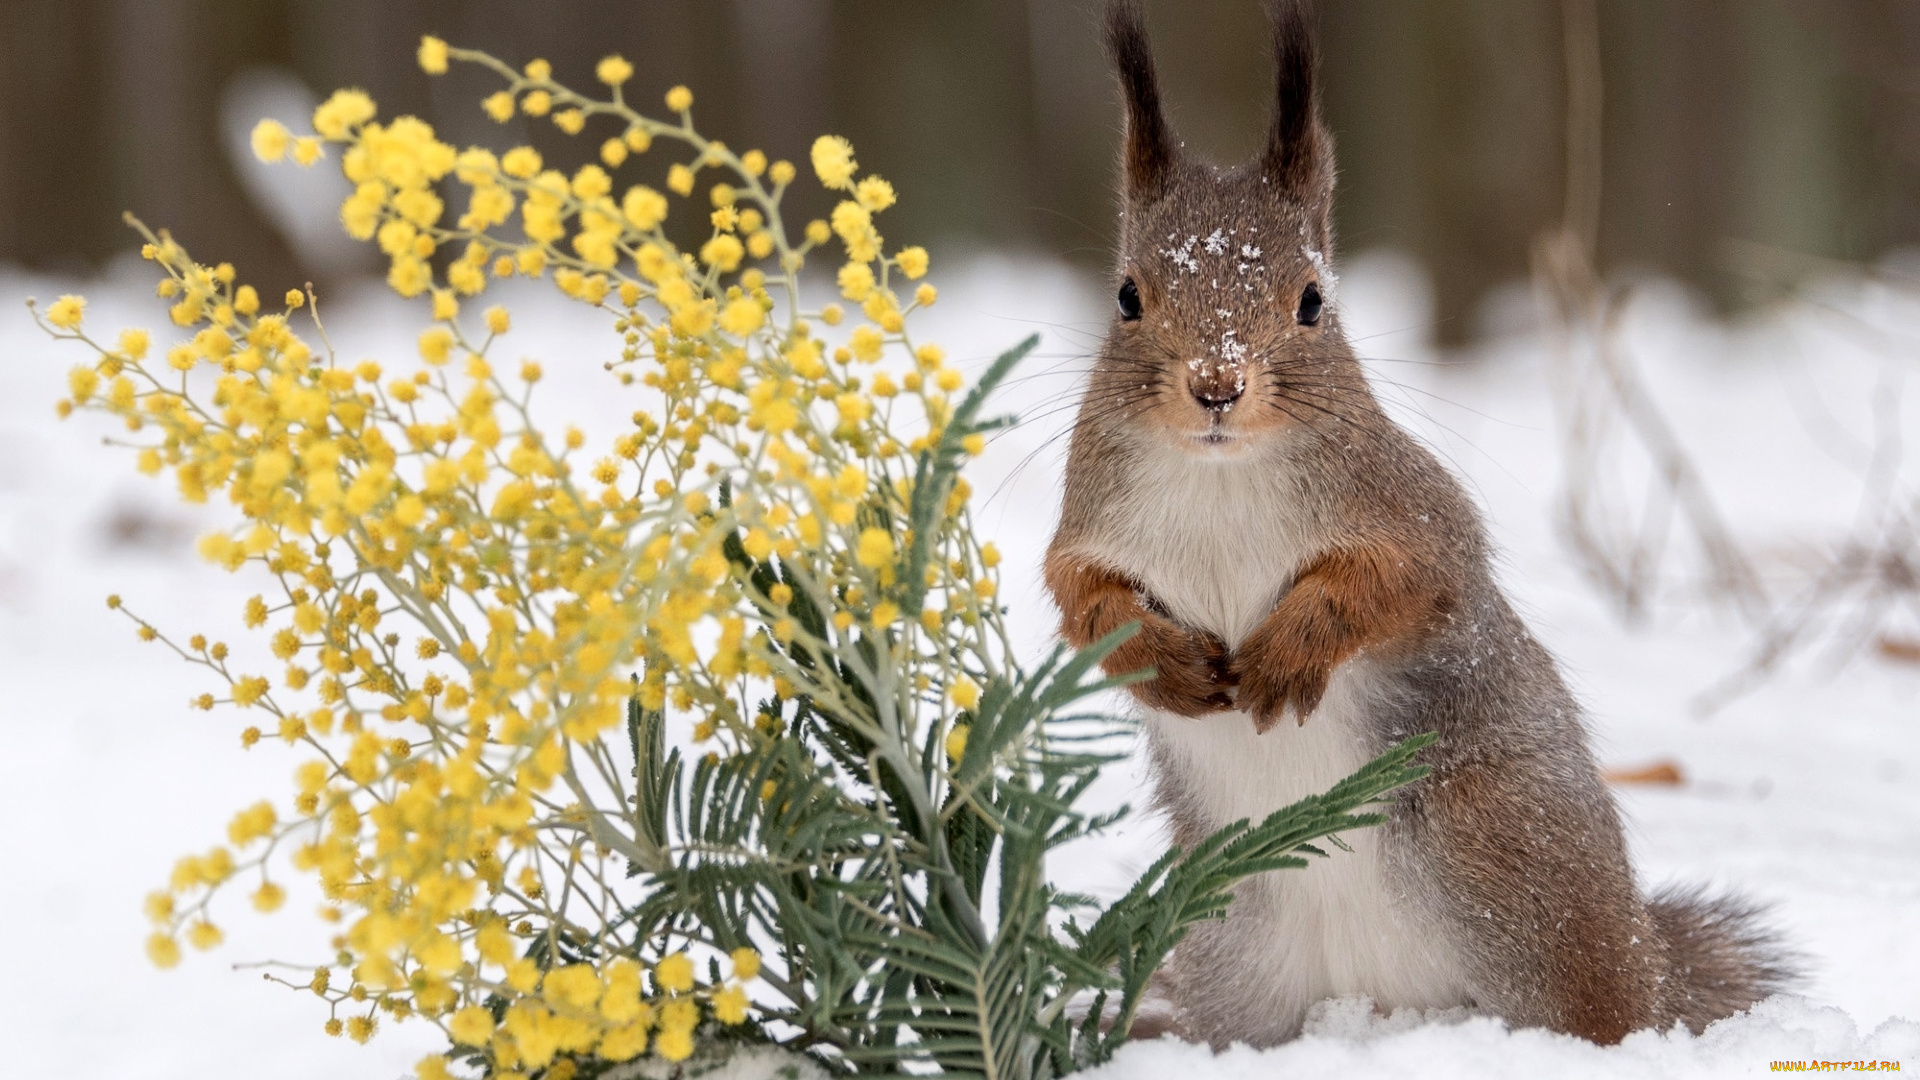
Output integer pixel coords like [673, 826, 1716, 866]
[1602, 760, 1685, 786]
[1876, 637, 1920, 665]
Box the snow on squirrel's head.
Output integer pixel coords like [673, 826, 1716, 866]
[1094, 0, 1369, 457]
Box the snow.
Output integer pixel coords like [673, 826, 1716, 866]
[3, 247, 1917, 1077]
[1091, 998, 1920, 1079]
[1304, 244, 1338, 302]
[1164, 233, 1202, 275]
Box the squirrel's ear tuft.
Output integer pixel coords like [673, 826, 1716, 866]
[1263, 0, 1329, 195]
[1107, 0, 1176, 204]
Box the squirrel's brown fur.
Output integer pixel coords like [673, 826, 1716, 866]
[1045, 0, 1794, 1047]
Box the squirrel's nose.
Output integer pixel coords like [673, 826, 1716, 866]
[1191, 384, 1243, 412]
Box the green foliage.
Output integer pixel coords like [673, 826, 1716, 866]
[618, 336, 1436, 1077]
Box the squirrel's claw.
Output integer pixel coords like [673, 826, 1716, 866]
[1238, 664, 1328, 734]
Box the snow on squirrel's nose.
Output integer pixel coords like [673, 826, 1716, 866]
[1187, 355, 1246, 412]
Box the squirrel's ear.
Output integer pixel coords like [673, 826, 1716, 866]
[1107, 0, 1175, 204]
[1262, 0, 1329, 196]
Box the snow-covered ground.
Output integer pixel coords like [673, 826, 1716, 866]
[2, 250, 1915, 1077]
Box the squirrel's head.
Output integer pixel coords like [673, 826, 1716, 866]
[1094, 0, 1365, 456]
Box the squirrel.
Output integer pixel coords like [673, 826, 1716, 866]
[1043, 0, 1795, 1048]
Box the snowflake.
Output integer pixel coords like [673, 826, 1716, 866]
[1162, 234, 1200, 274]
[1219, 329, 1247, 364]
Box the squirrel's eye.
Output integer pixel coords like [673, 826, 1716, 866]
[1297, 282, 1323, 326]
[1117, 277, 1142, 321]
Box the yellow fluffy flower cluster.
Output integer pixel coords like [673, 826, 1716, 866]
[42, 38, 1003, 1078]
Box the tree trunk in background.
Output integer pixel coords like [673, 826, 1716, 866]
[1320, 0, 1562, 346]
[4, 0, 116, 272]
[1600, 0, 1742, 306]
[729, 0, 832, 168]
[109, 0, 193, 250]
[105, 0, 301, 290]
[1024, 0, 1113, 262]
[1776, 0, 1920, 272]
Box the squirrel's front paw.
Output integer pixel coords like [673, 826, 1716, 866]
[1111, 618, 1237, 718]
[1231, 652, 1330, 733]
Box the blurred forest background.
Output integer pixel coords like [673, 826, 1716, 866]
[3, 0, 1918, 345]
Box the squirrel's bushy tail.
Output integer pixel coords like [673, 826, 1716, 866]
[1648, 885, 1797, 1031]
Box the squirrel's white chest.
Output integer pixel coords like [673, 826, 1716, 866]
[1082, 445, 1309, 646]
